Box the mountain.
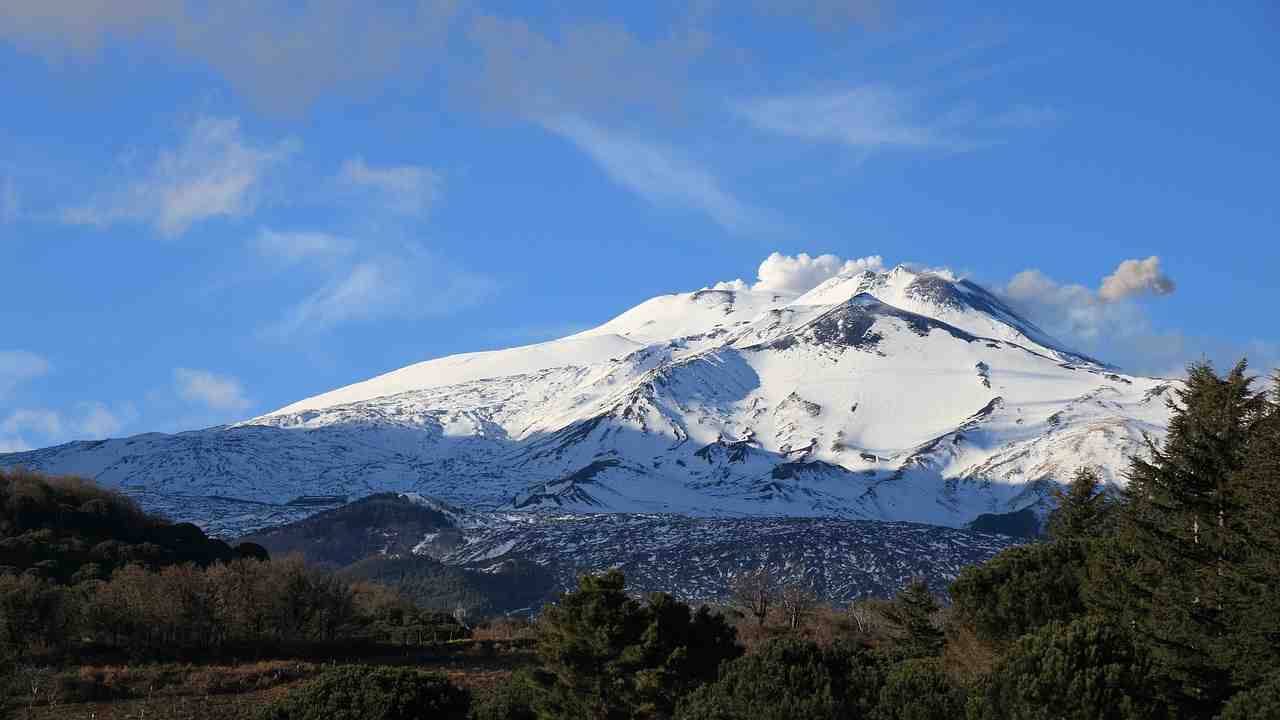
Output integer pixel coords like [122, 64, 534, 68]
[0, 265, 1174, 533]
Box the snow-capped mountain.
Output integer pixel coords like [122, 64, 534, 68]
[0, 265, 1174, 529]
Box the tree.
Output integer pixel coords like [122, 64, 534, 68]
[882, 578, 943, 659]
[874, 658, 966, 720]
[727, 565, 776, 628]
[968, 617, 1168, 720]
[779, 579, 817, 631]
[949, 540, 1089, 648]
[675, 638, 883, 720]
[535, 569, 740, 719]
[1097, 360, 1269, 711]
[1047, 467, 1113, 541]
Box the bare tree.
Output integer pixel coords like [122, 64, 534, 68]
[728, 566, 777, 627]
[780, 581, 818, 631]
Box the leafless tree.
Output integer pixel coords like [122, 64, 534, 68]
[780, 581, 818, 631]
[728, 565, 778, 627]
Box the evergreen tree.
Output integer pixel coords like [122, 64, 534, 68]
[883, 578, 944, 659]
[874, 658, 965, 720]
[949, 540, 1088, 648]
[1098, 360, 1269, 712]
[535, 569, 740, 719]
[1047, 467, 1112, 541]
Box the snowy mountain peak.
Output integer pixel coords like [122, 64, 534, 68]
[1, 263, 1173, 531]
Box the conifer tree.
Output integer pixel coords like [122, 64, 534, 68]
[884, 578, 943, 659]
[1102, 360, 1268, 712]
[1047, 467, 1111, 541]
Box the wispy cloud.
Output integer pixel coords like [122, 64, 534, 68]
[1, 176, 18, 223]
[737, 85, 1056, 154]
[737, 86, 967, 151]
[338, 156, 440, 217]
[467, 15, 707, 120]
[173, 367, 251, 413]
[0, 350, 50, 397]
[0, 400, 137, 452]
[545, 116, 764, 233]
[263, 246, 498, 340]
[251, 229, 353, 267]
[61, 115, 298, 237]
[0, 0, 459, 114]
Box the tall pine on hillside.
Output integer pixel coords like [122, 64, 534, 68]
[1101, 360, 1268, 713]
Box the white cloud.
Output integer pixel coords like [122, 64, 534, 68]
[251, 229, 353, 266]
[545, 116, 763, 233]
[753, 251, 884, 293]
[264, 246, 498, 339]
[61, 115, 298, 237]
[0, 350, 50, 397]
[0, 0, 458, 114]
[717, 251, 885, 294]
[1098, 256, 1176, 302]
[0, 437, 29, 453]
[338, 157, 440, 217]
[174, 367, 252, 412]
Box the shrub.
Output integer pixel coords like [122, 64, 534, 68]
[949, 540, 1089, 648]
[676, 638, 883, 720]
[257, 666, 470, 720]
[967, 617, 1167, 720]
[470, 670, 541, 720]
[874, 658, 965, 720]
[1221, 674, 1280, 720]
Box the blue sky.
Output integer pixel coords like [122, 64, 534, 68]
[1, 1, 1277, 451]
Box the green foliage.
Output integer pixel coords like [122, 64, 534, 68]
[0, 468, 247, 583]
[1220, 673, 1280, 720]
[949, 540, 1089, 647]
[874, 658, 965, 720]
[968, 617, 1168, 720]
[882, 578, 944, 659]
[1095, 361, 1273, 711]
[1047, 467, 1114, 541]
[675, 638, 883, 720]
[535, 569, 741, 719]
[470, 670, 541, 720]
[257, 666, 470, 720]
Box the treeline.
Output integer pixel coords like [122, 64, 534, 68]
[0, 469, 471, 668]
[0, 467, 266, 583]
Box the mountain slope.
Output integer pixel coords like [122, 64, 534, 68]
[0, 265, 1174, 532]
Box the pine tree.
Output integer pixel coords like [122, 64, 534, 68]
[1103, 360, 1268, 712]
[1047, 467, 1111, 541]
[884, 578, 943, 659]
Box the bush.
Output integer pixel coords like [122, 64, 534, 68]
[967, 617, 1167, 720]
[1221, 673, 1280, 720]
[470, 670, 541, 720]
[257, 666, 470, 720]
[874, 658, 965, 720]
[676, 638, 883, 720]
[535, 570, 740, 718]
[949, 540, 1089, 648]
